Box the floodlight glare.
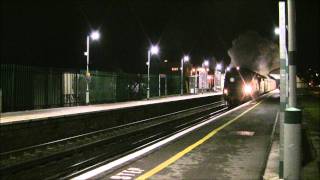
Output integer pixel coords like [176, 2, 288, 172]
[183, 55, 190, 62]
[216, 63, 222, 70]
[203, 60, 209, 66]
[90, 31, 100, 40]
[150, 45, 159, 55]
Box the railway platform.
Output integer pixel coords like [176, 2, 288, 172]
[74, 91, 280, 180]
[0, 92, 221, 125]
[0, 92, 223, 153]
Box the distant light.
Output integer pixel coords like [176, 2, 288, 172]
[171, 67, 179, 71]
[274, 27, 280, 35]
[197, 67, 205, 72]
[90, 31, 100, 40]
[316, 73, 319, 77]
[226, 67, 231, 72]
[191, 68, 196, 72]
[206, 68, 209, 72]
[236, 66, 240, 70]
[150, 45, 159, 55]
[223, 89, 228, 95]
[183, 55, 190, 62]
[216, 63, 222, 71]
[203, 60, 209, 67]
[164, 59, 168, 63]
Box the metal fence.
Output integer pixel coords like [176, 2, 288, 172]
[0, 64, 181, 112]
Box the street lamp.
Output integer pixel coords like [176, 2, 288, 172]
[216, 63, 222, 71]
[203, 60, 209, 67]
[84, 30, 100, 104]
[181, 55, 190, 95]
[147, 45, 159, 99]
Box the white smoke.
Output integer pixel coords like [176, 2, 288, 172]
[228, 31, 279, 76]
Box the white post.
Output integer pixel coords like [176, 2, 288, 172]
[284, 1, 301, 179]
[194, 73, 196, 94]
[165, 76, 167, 96]
[279, 1, 286, 177]
[85, 36, 90, 104]
[180, 58, 184, 95]
[147, 50, 151, 99]
[159, 74, 161, 97]
[288, 0, 297, 108]
[284, 108, 301, 179]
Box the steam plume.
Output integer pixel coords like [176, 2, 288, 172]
[228, 31, 279, 76]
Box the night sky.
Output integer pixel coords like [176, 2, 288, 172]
[1, 0, 319, 75]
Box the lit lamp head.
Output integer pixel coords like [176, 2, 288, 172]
[203, 60, 209, 67]
[90, 31, 100, 41]
[150, 45, 159, 55]
[216, 63, 222, 71]
[183, 55, 190, 62]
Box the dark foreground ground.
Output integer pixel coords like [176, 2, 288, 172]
[299, 88, 320, 179]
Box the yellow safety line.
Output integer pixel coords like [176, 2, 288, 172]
[136, 100, 263, 180]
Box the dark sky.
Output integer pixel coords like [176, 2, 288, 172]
[1, 0, 319, 74]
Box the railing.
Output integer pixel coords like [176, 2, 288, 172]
[0, 64, 182, 112]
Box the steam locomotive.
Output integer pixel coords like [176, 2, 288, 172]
[223, 67, 276, 105]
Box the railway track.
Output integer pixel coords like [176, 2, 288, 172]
[0, 100, 227, 179]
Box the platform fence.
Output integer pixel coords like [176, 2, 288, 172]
[0, 64, 182, 112]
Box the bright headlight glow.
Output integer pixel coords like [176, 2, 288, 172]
[243, 84, 252, 95]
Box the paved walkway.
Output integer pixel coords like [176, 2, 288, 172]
[0, 92, 221, 125]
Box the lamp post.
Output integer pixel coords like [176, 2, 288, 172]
[84, 31, 100, 104]
[147, 45, 159, 99]
[181, 55, 189, 95]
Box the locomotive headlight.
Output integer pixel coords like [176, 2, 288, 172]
[243, 84, 252, 95]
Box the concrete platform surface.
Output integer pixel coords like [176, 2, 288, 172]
[0, 92, 221, 125]
[75, 92, 279, 180]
